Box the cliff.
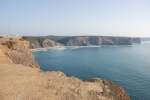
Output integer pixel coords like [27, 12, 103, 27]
[0, 38, 39, 68]
[23, 36, 141, 48]
[0, 37, 130, 100]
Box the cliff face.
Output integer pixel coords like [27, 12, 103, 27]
[42, 39, 63, 47]
[23, 36, 63, 48]
[23, 36, 141, 48]
[0, 38, 39, 68]
[0, 37, 130, 100]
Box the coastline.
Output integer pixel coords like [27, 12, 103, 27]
[31, 45, 134, 52]
[31, 46, 64, 52]
[31, 45, 102, 52]
[0, 37, 131, 100]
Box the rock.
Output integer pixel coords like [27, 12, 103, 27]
[42, 39, 62, 47]
[87, 78, 130, 100]
[0, 38, 39, 68]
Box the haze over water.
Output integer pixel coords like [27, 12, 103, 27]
[33, 43, 150, 100]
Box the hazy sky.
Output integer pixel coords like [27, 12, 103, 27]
[0, 0, 150, 37]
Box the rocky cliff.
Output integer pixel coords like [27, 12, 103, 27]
[0, 37, 130, 100]
[23, 36, 141, 48]
[0, 38, 39, 68]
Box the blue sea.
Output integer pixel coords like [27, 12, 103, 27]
[33, 42, 150, 100]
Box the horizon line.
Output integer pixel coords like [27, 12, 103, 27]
[0, 34, 149, 38]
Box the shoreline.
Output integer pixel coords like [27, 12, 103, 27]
[31, 46, 64, 52]
[31, 45, 135, 52]
[31, 45, 102, 52]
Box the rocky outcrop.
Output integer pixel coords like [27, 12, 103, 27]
[23, 36, 63, 49]
[0, 37, 130, 100]
[0, 38, 39, 68]
[42, 39, 63, 47]
[87, 78, 130, 100]
[23, 36, 141, 48]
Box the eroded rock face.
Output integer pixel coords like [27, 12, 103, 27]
[0, 38, 39, 68]
[87, 78, 130, 100]
[42, 39, 63, 47]
[6, 48, 39, 68]
[0, 37, 130, 100]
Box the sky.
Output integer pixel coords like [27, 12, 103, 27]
[0, 0, 150, 37]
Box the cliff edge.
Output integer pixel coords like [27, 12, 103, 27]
[0, 37, 130, 100]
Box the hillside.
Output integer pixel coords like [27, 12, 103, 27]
[0, 37, 130, 100]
